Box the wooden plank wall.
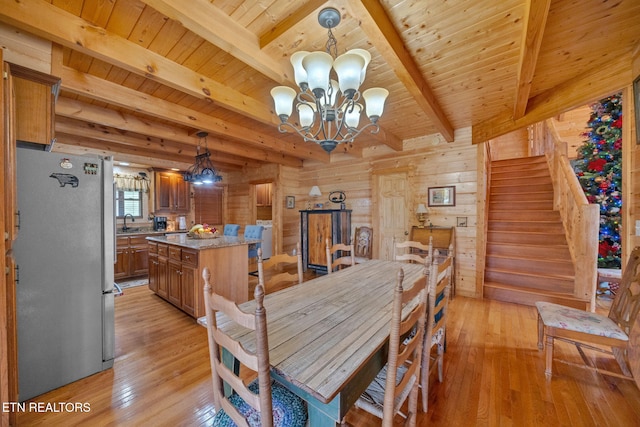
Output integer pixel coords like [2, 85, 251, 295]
[487, 128, 529, 160]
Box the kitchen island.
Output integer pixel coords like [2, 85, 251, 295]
[146, 234, 258, 318]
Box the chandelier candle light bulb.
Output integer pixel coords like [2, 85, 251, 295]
[270, 7, 389, 153]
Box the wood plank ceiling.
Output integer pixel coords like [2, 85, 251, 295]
[1, 0, 638, 172]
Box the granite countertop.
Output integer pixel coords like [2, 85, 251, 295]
[146, 233, 260, 250]
[116, 228, 186, 236]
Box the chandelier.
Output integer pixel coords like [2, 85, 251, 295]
[270, 7, 389, 153]
[183, 131, 222, 185]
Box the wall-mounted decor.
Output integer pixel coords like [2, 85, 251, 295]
[457, 217, 467, 227]
[286, 195, 295, 209]
[634, 74, 640, 144]
[428, 186, 455, 207]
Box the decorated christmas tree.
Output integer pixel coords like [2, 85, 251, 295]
[573, 94, 622, 268]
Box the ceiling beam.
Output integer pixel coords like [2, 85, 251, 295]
[59, 67, 326, 165]
[473, 53, 632, 144]
[348, 0, 455, 142]
[53, 133, 212, 171]
[54, 117, 259, 170]
[52, 143, 193, 171]
[0, 0, 277, 126]
[55, 98, 302, 167]
[139, 0, 290, 85]
[259, 0, 328, 48]
[513, 0, 551, 119]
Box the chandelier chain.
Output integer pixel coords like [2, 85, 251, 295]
[325, 27, 338, 58]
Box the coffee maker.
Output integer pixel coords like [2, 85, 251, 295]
[153, 216, 167, 231]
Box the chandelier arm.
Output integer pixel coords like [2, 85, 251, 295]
[277, 118, 380, 147]
[276, 122, 319, 142]
[344, 121, 381, 140]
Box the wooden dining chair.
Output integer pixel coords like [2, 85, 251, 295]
[257, 243, 303, 293]
[202, 268, 308, 426]
[353, 268, 428, 426]
[420, 250, 452, 412]
[393, 237, 432, 264]
[536, 246, 640, 381]
[353, 226, 373, 264]
[325, 238, 355, 273]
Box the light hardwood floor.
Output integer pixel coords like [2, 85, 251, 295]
[15, 281, 640, 426]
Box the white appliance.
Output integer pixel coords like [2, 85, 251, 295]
[13, 147, 116, 401]
[177, 215, 187, 230]
[256, 220, 273, 259]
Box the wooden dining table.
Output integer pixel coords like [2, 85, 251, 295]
[208, 259, 426, 426]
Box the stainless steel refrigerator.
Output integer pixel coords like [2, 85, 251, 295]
[13, 146, 116, 401]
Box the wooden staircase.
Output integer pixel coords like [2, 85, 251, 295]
[484, 156, 588, 309]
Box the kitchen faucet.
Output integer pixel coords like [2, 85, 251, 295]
[122, 214, 135, 231]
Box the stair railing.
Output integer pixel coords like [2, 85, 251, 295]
[537, 121, 599, 310]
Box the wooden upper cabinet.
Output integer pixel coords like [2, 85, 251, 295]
[9, 63, 60, 147]
[3, 61, 18, 245]
[256, 183, 272, 206]
[154, 170, 190, 213]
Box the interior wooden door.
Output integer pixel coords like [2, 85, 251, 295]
[375, 172, 409, 260]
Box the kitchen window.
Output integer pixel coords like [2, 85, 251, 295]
[116, 190, 143, 218]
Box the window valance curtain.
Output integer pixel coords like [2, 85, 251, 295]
[114, 173, 150, 193]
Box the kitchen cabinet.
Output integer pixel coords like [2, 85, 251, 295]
[154, 170, 190, 213]
[256, 183, 272, 206]
[10, 64, 60, 148]
[300, 209, 351, 273]
[166, 245, 198, 316]
[156, 243, 169, 299]
[4, 62, 18, 245]
[115, 235, 149, 280]
[148, 241, 168, 299]
[148, 242, 158, 293]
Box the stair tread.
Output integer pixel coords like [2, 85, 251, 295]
[486, 253, 572, 263]
[485, 267, 574, 280]
[483, 281, 585, 299]
[487, 242, 569, 248]
[488, 230, 567, 235]
[488, 223, 561, 226]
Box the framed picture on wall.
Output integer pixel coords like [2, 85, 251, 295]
[286, 195, 295, 209]
[634, 74, 640, 144]
[428, 186, 456, 207]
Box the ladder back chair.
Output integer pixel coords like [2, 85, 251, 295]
[353, 226, 373, 264]
[536, 246, 640, 381]
[202, 268, 307, 426]
[420, 250, 452, 412]
[257, 243, 303, 293]
[353, 268, 428, 426]
[325, 238, 355, 273]
[393, 237, 432, 265]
